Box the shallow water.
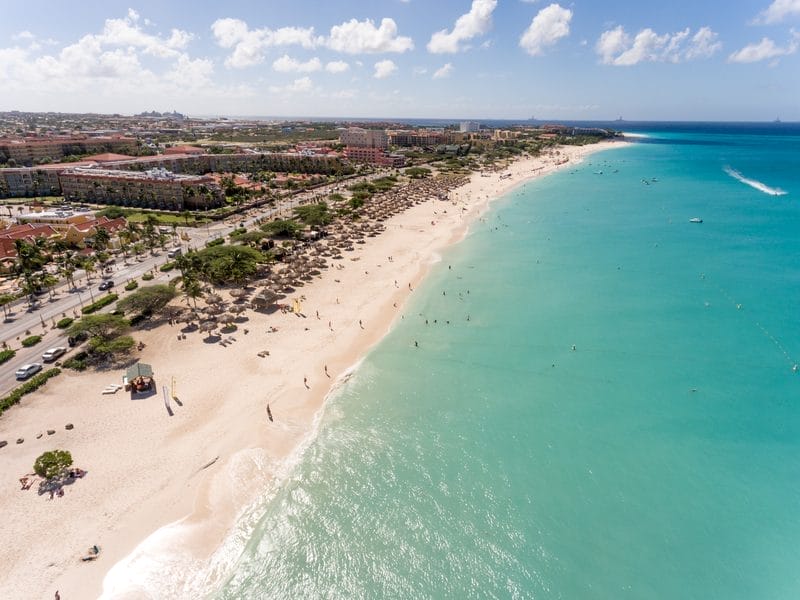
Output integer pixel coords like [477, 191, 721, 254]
[216, 126, 800, 599]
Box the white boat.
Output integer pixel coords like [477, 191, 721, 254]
[689, 217, 703, 223]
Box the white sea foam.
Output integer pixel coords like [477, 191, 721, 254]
[100, 364, 363, 599]
[723, 166, 787, 196]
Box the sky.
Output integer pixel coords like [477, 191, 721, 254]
[1, 0, 799, 121]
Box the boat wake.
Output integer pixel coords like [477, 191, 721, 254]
[723, 166, 787, 196]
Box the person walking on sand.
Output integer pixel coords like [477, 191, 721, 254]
[267, 404, 273, 422]
[325, 365, 330, 377]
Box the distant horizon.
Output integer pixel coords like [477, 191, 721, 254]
[1, 1, 799, 120]
[1, 109, 798, 126]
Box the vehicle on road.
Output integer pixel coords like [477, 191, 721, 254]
[42, 347, 67, 362]
[99, 280, 114, 291]
[167, 247, 182, 258]
[15, 363, 43, 380]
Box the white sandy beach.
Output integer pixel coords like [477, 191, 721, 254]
[0, 140, 625, 599]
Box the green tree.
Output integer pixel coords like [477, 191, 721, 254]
[117, 284, 177, 316]
[92, 227, 111, 251]
[68, 313, 129, 340]
[33, 450, 73, 480]
[0, 292, 15, 320]
[181, 275, 203, 308]
[260, 219, 301, 238]
[293, 202, 332, 227]
[88, 334, 136, 359]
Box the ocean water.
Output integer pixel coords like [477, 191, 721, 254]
[215, 125, 800, 599]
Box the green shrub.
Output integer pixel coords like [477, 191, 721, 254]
[206, 237, 224, 247]
[142, 272, 154, 281]
[21, 335, 42, 347]
[34, 449, 73, 480]
[0, 349, 16, 365]
[124, 281, 139, 291]
[63, 351, 88, 371]
[0, 368, 61, 415]
[159, 262, 175, 272]
[81, 293, 118, 314]
[56, 317, 74, 329]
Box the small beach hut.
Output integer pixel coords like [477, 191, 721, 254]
[125, 362, 154, 394]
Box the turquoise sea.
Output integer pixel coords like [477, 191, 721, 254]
[217, 125, 800, 599]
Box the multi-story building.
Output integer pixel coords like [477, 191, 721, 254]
[0, 136, 138, 166]
[59, 167, 224, 211]
[389, 129, 463, 147]
[344, 146, 405, 168]
[459, 121, 481, 133]
[339, 127, 389, 149]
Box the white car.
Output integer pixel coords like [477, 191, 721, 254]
[15, 363, 42, 380]
[42, 347, 67, 363]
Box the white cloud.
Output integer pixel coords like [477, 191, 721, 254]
[373, 59, 397, 78]
[0, 9, 254, 112]
[211, 18, 321, 68]
[330, 89, 356, 99]
[325, 60, 350, 73]
[269, 76, 314, 94]
[272, 54, 322, 73]
[728, 31, 799, 63]
[97, 10, 192, 58]
[412, 66, 428, 75]
[164, 54, 214, 89]
[12, 30, 35, 41]
[752, 0, 800, 24]
[427, 0, 497, 53]
[432, 62, 453, 78]
[327, 17, 413, 54]
[519, 3, 572, 56]
[596, 25, 721, 65]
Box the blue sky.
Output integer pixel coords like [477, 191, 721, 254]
[1, 0, 798, 120]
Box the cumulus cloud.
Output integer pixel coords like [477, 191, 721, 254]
[373, 59, 397, 78]
[752, 0, 800, 24]
[327, 17, 413, 54]
[519, 3, 572, 56]
[427, 0, 497, 53]
[596, 25, 721, 65]
[269, 76, 314, 94]
[211, 18, 321, 68]
[272, 54, 322, 72]
[728, 30, 799, 63]
[432, 62, 453, 78]
[0, 9, 255, 112]
[325, 60, 350, 73]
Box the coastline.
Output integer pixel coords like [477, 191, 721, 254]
[0, 140, 626, 599]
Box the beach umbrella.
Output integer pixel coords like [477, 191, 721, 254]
[229, 289, 248, 298]
[206, 293, 224, 305]
[229, 304, 247, 314]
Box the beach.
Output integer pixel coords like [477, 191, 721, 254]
[0, 140, 624, 599]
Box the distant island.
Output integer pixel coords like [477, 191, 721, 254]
[136, 110, 186, 119]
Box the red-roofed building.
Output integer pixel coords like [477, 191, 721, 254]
[82, 153, 136, 163]
[0, 223, 60, 259]
[164, 145, 206, 155]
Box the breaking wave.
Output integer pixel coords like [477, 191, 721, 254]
[724, 166, 787, 196]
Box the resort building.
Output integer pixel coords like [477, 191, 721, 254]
[389, 129, 464, 147]
[344, 146, 406, 168]
[0, 223, 60, 261]
[459, 121, 481, 133]
[59, 167, 224, 211]
[339, 127, 389, 149]
[0, 136, 138, 166]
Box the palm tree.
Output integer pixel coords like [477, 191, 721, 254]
[93, 227, 111, 251]
[81, 256, 97, 282]
[41, 273, 59, 300]
[14, 239, 45, 305]
[181, 275, 203, 308]
[0, 293, 15, 320]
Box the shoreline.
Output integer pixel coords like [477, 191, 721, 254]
[0, 140, 626, 599]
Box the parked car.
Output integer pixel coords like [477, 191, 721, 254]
[42, 347, 67, 363]
[99, 280, 114, 291]
[15, 363, 42, 380]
